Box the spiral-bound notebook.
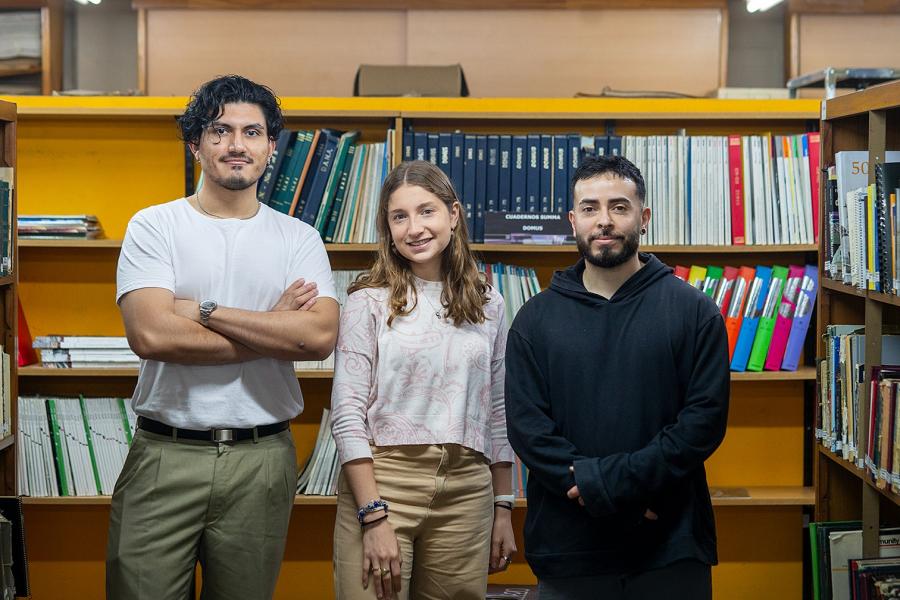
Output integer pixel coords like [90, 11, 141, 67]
[0, 497, 28, 598]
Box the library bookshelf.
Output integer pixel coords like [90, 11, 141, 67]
[3, 94, 821, 599]
[0, 99, 17, 497]
[815, 80, 900, 559]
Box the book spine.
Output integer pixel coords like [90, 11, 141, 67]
[526, 134, 540, 213]
[553, 134, 568, 214]
[463, 135, 477, 235]
[511, 136, 527, 213]
[498, 135, 511, 212]
[728, 135, 745, 245]
[475, 135, 487, 244]
[539, 134, 552, 213]
[764, 265, 804, 371]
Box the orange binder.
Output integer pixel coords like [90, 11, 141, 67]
[724, 266, 756, 360]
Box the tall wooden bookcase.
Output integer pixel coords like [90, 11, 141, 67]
[815, 81, 900, 557]
[0, 99, 18, 493]
[4, 95, 820, 599]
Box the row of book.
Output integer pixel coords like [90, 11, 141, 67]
[811, 521, 900, 600]
[0, 170, 12, 275]
[257, 129, 392, 243]
[818, 327, 900, 474]
[824, 156, 900, 293]
[17, 214, 103, 240]
[404, 129, 821, 246]
[16, 396, 137, 497]
[674, 264, 817, 372]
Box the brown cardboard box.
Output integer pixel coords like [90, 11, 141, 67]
[354, 64, 469, 97]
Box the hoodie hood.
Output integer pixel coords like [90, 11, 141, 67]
[550, 252, 673, 304]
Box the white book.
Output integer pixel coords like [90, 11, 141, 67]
[741, 137, 753, 245]
[720, 137, 730, 245]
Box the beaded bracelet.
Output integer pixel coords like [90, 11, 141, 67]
[357, 499, 389, 525]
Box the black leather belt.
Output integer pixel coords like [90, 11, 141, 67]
[137, 416, 290, 442]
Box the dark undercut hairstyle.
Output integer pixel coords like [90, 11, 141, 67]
[176, 75, 284, 146]
[571, 155, 646, 205]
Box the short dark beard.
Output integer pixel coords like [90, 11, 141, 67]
[219, 174, 255, 191]
[576, 226, 640, 268]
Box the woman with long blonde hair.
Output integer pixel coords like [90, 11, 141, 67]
[331, 160, 517, 599]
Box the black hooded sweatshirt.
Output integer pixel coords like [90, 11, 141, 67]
[504, 253, 730, 579]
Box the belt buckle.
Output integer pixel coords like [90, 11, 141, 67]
[212, 428, 234, 443]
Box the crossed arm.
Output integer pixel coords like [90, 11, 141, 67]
[120, 278, 339, 365]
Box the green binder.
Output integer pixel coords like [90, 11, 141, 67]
[45, 399, 69, 497]
[747, 265, 788, 371]
[701, 265, 724, 298]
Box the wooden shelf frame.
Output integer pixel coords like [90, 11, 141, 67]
[18, 365, 816, 382]
[18, 238, 819, 254]
[3, 96, 822, 121]
[815, 80, 900, 560]
[21, 484, 813, 507]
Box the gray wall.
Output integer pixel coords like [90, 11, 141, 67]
[727, 0, 786, 88]
[66, 0, 137, 93]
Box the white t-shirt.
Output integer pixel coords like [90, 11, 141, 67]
[116, 198, 337, 429]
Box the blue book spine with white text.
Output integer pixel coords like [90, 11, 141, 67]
[413, 132, 427, 161]
[450, 133, 465, 197]
[475, 135, 487, 243]
[498, 135, 512, 212]
[486, 135, 500, 214]
[540, 134, 553, 213]
[463, 135, 477, 235]
[438, 133, 452, 178]
[512, 135, 527, 213]
[526, 134, 541, 213]
[553, 135, 568, 213]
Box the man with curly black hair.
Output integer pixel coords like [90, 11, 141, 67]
[107, 75, 340, 599]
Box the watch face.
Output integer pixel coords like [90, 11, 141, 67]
[200, 300, 217, 311]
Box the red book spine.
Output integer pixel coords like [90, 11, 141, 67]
[17, 302, 38, 367]
[808, 132, 821, 243]
[728, 135, 745, 245]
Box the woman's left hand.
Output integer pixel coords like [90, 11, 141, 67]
[488, 506, 517, 574]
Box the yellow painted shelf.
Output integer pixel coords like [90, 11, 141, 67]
[18, 366, 335, 379]
[2, 96, 821, 120]
[18, 366, 812, 382]
[21, 485, 813, 507]
[18, 239, 818, 254]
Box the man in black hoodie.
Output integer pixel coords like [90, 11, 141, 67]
[504, 155, 729, 600]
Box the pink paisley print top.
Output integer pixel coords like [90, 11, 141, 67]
[331, 277, 514, 465]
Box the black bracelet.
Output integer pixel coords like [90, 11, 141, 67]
[361, 513, 389, 529]
[494, 501, 513, 510]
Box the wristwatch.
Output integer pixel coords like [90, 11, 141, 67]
[199, 300, 218, 326]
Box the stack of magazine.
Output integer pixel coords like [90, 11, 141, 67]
[18, 215, 103, 240]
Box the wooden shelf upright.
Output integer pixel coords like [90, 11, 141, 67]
[815, 80, 900, 559]
[0, 99, 18, 494]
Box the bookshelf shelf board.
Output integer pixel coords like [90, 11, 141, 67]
[0, 435, 14, 452]
[4, 96, 821, 121]
[17, 365, 807, 383]
[0, 275, 13, 287]
[823, 80, 900, 121]
[0, 65, 41, 79]
[17, 240, 817, 254]
[17, 366, 334, 379]
[21, 486, 814, 507]
[730, 367, 816, 381]
[821, 278, 867, 298]
[819, 446, 900, 507]
[18, 238, 123, 248]
[869, 291, 900, 309]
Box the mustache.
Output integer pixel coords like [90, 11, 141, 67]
[589, 231, 623, 241]
[221, 153, 251, 163]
